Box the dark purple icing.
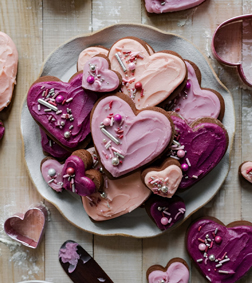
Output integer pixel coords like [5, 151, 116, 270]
[62, 155, 96, 196]
[40, 128, 71, 159]
[0, 121, 4, 140]
[27, 73, 97, 149]
[187, 218, 252, 283]
[146, 195, 186, 231]
[171, 116, 228, 190]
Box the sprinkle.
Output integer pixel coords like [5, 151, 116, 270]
[198, 238, 205, 243]
[69, 125, 74, 130]
[163, 211, 171, 216]
[110, 116, 114, 126]
[197, 259, 203, 263]
[38, 104, 41, 111]
[41, 86, 45, 90]
[48, 179, 54, 184]
[174, 211, 182, 220]
[66, 97, 73, 103]
[49, 140, 52, 147]
[170, 155, 180, 160]
[172, 140, 180, 146]
[114, 151, 125, 159]
[216, 263, 222, 268]
[206, 276, 211, 282]
[63, 174, 69, 178]
[140, 89, 144, 97]
[38, 98, 58, 111]
[105, 141, 112, 149]
[100, 126, 120, 145]
[168, 218, 172, 223]
[218, 270, 229, 274]
[210, 241, 213, 248]
[205, 258, 208, 265]
[72, 183, 75, 193]
[115, 53, 127, 72]
[192, 175, 198, 179]
[215, 228, 218, 235]
[56, 110, 62, 115]
[44, 109, 51, 112]
[219, 258, 230, 264]
[186, 158, 191, 167]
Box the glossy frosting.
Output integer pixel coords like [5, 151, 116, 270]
[82, 56, 120, 92]
[82, 147, 151, 221]
[171, 116, 228, 190]
[145, 0, 206, 13]
[241, 162, 252, 183]
[41, 159, 64, 192]
[109, 38, 186, 109]
[77, 46, 109, 72]
[148, 262, 189, 283]
[171, 61, 221, 124]
[63, 155, 96, 196]
[145, 165, 182, 198]
[91, 95, 172, 178]
[40, 128, 71, 159]
[0, 121, 4, 140]
[27, 73, 97, 148]
[148, 196, 186, 230]
[0, 32, 18, 111]
[187, 218, 252, 283]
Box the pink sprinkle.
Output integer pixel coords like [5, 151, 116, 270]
[111, 147, 122, 154]
[48, 115, 52, 121]
[115, 47, 122, 51]
[205, 258, 208, 265]
[246, 167, 252, 174]
[210, 241, 213, 248]
[186, 158, 191, 167]
[110, 117, 114, 126]
[66, 97, 73, 103]
[174, 211, 182, 220]
[105, 179, 108, 188]
[109, 100, 113, 109]
[198, 226, 202, 232]
[163, 211, 171, 216]
[102, 150, 107, 156]
[63, 174, 69, 178]
[168, 218, 172, 223]
[198, 238, 205, 243]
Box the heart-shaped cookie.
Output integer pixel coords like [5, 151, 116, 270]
[187, 217, 252, 283]
[77, 46, 109, 72]
[142, 158, 182, 198]
[145, 0, 206, 13]
[146, 258, 189, 283]
[4, 204, 48, 249]
[108, 37, 187, 110]
[169, 60, 225, 124]
[82, 55, 121, 92]
[0, 120, 5, 140]
[170, 115, 229, 191]
[0, 32, 18, 111]
[27, 72, 98, 149]
[239, 161, 252, 183]
[145, 195, 186, 231]
[212, 14, 252, 87]
[82, 147, 151, 221]
[91, 93, 174, 178]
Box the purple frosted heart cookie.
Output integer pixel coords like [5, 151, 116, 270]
[0, 121, 5, 140]
[82, 55, 121, 92]
[90, 93, 174, 178]
[187, 217, 252, 283]
[145, 195, 186, 231]
[27, 72, 98, 149]
[169, 115, 229, 191]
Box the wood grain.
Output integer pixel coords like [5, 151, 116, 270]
[0, 0, 251, 282]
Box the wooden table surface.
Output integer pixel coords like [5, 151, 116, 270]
[0, 0, 251, 282]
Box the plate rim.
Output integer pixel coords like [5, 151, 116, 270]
[20, 23, 235, 238]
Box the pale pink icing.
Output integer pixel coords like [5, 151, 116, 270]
[41, 159, 64, 192]
[171, 61, 221, 124]
[77, 47, 108, 72]
[145, 0, 206, 13]
[144, 165, 182, 198]
[0, 32, 18, 111]
[91, 95, 172, 178]
[241, 162, 252, 183]
[108, 38, 186, 110]
[82, 148, 151, 221]
[148, 262, 189, 283]
[82, 56, 120, 92]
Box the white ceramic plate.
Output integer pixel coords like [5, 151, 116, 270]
[21, 24, 235, 238]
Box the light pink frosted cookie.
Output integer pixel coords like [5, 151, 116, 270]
[145, 0, 207, 14]
[77, 46, 109, 72]
[108, 37, 187, 110]
[0, 32, 18, 111]
[239, 161, 252, 183]
[82, 148, 151, 221]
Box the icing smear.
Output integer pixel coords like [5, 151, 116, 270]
[0, 32, 18, 111]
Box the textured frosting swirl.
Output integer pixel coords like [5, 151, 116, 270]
[0, 32, 18, 111]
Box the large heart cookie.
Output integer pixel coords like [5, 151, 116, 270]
[0, 32, 18, 111]
[146, 258, 189, 283]
[212, 14, 252, 87]
[27, 72, 97, 149]
[82, 148, 151, 221]
[108, 37, 187, 110]
[91, 93, 173, 178]
[170, 115, 228, 190]
[169, 60, 225, 124]
[145, 0, 206, 13]
[145, 195, 186, 231]
[187, 217, 252, 283]
[142, 158, 182, 198]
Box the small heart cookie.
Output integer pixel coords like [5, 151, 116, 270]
[146, 258, 189, 283]
[142, 158, 182, 198]
[239, 161, 252, 183]
[91, 93, 174, 178]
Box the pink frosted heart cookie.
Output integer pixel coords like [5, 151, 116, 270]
[0, 120, 5, 140]
[146, 258, 189, 283]
[108, 37, 187, 110]
[82, 148, 151, 221]
[91, 93, 174, 178]
[82, 55, 122, 92]
[27, 72, 98, 149]
[0, 32, 18, 111]
[142, 158, 182, 198]
[169, 60, 225, 124]
[145, 0, 207, 13]
[77, 46, 109, 72]
[239, 161, 252, 183]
